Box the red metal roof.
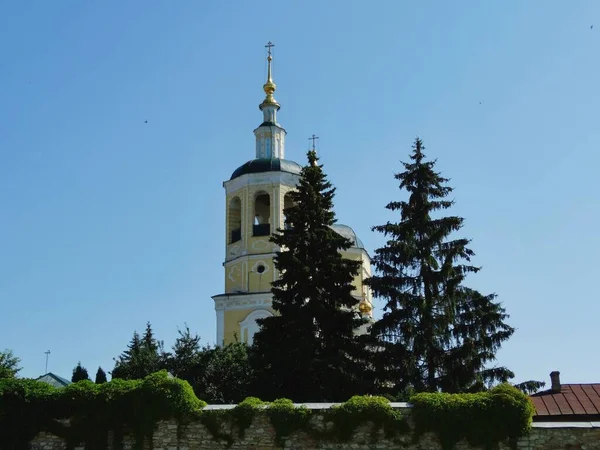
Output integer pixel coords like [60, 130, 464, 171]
[531, 384, 600, 418]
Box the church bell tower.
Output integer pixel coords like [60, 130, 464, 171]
[211, 43, 374, 346]
[211, 43, 303, 345]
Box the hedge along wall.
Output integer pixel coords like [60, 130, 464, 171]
[4, 371, 598, 450]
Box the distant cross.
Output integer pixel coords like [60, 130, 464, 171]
[265, 41, 274, 57]
[44, 350, 51, 373]
[309, 134, 319, 150]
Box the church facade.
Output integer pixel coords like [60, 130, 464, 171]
[211, 45, 373, 345]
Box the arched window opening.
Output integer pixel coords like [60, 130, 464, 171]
[229, 197, 242, 243]
[240, 309, 273, 345]
[254, 192, 271, 236]
[283, 193, 294, 230]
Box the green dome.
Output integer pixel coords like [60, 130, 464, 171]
[331, 224, 366, 249]
[230, 158, 302, 180]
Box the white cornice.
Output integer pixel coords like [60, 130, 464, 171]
[224, 171, 300, 195]
[224, 252, 277, 266]
[342, 246, 372, 262]
[212, 291, 273, 311]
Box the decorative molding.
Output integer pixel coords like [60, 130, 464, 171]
[228, 244, 241, 258]
[239, 309, 274, 345]
[224, 171, 300, 195]
[227, 265, 241, 282]
[251, 260, 270, 273]
[212, 292, 273, 311]
[251, 239, 269, 251]
[224, 252, 276, 266]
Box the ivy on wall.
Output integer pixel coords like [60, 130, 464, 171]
[0, 371, 205, 450]
[0, 374, 534, 450]
[410, 383, 536, 450]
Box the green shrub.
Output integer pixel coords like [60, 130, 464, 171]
[326, 395, 409, 442]
[0, 371, 206, 450]
[231, 396, 266, 438]
[410, 383, 535, 450]
[0, 378, 58, 450]
[0, 376, 534, 450]
[266, 398, 312, 446]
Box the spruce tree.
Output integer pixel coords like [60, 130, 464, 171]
[251, 150, 368, 402]
[112, 323, 166, 379]
[168, 325, 202, 381]
[71, 362, 90, 382]
[367, 138, 515, 393]
[95, 367, 108, 384]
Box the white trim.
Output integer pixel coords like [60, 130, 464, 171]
[531, 422, 600, 428]
[216, 310, 225, 346]
[212, 291, 273, 311]
[251, 260, 270, 274]
[203, 402, 411, 410]
[224, 171, 300, 195]
[224, 252, 276, 266]
[239, 309, 273, 345]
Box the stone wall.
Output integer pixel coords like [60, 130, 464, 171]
[29, 408, 600, 450]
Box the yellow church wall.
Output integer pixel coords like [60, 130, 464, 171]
[247, 258, 274, 292]
[224, 260, 246, 293]
[224, 258, 275, 293]
[223, 309, 252, 344]
[342, 251, 367, 294]
[340, 250, 374, 318]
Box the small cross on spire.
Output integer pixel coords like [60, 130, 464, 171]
[309, 134, 319, 150]
[265, 41, 274, 58]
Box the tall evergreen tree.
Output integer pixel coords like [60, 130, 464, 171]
[95, 367, 108, 384]
[142, 321, 161, 354]
[71, 362, 90, 382]
[367, 138, 515, 393]
[112, 322, 166, 379]
[167, 325, 202, 381]
[251, 150, 368, 402]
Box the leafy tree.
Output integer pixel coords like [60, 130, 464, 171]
[367, 137, 515, 394]
[162, 326, 255, 404]
[95, 367, 108, 384]
[0, 349, 21, 379]
[71, 362, 90, 382]
[202, 342, 255, 404]
[251, 150, 369, 402]
[112, 322, 166, 380]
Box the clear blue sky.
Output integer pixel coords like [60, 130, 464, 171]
[1, 1, 598, 387]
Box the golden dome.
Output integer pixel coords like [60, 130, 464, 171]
[260, 54, 279, 109]
[263, 55, 276, 95]
[359, 301, 372, 314]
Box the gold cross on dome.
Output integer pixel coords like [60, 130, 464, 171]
[265, 41, 274, 57]
[309, 134, 319, 150]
